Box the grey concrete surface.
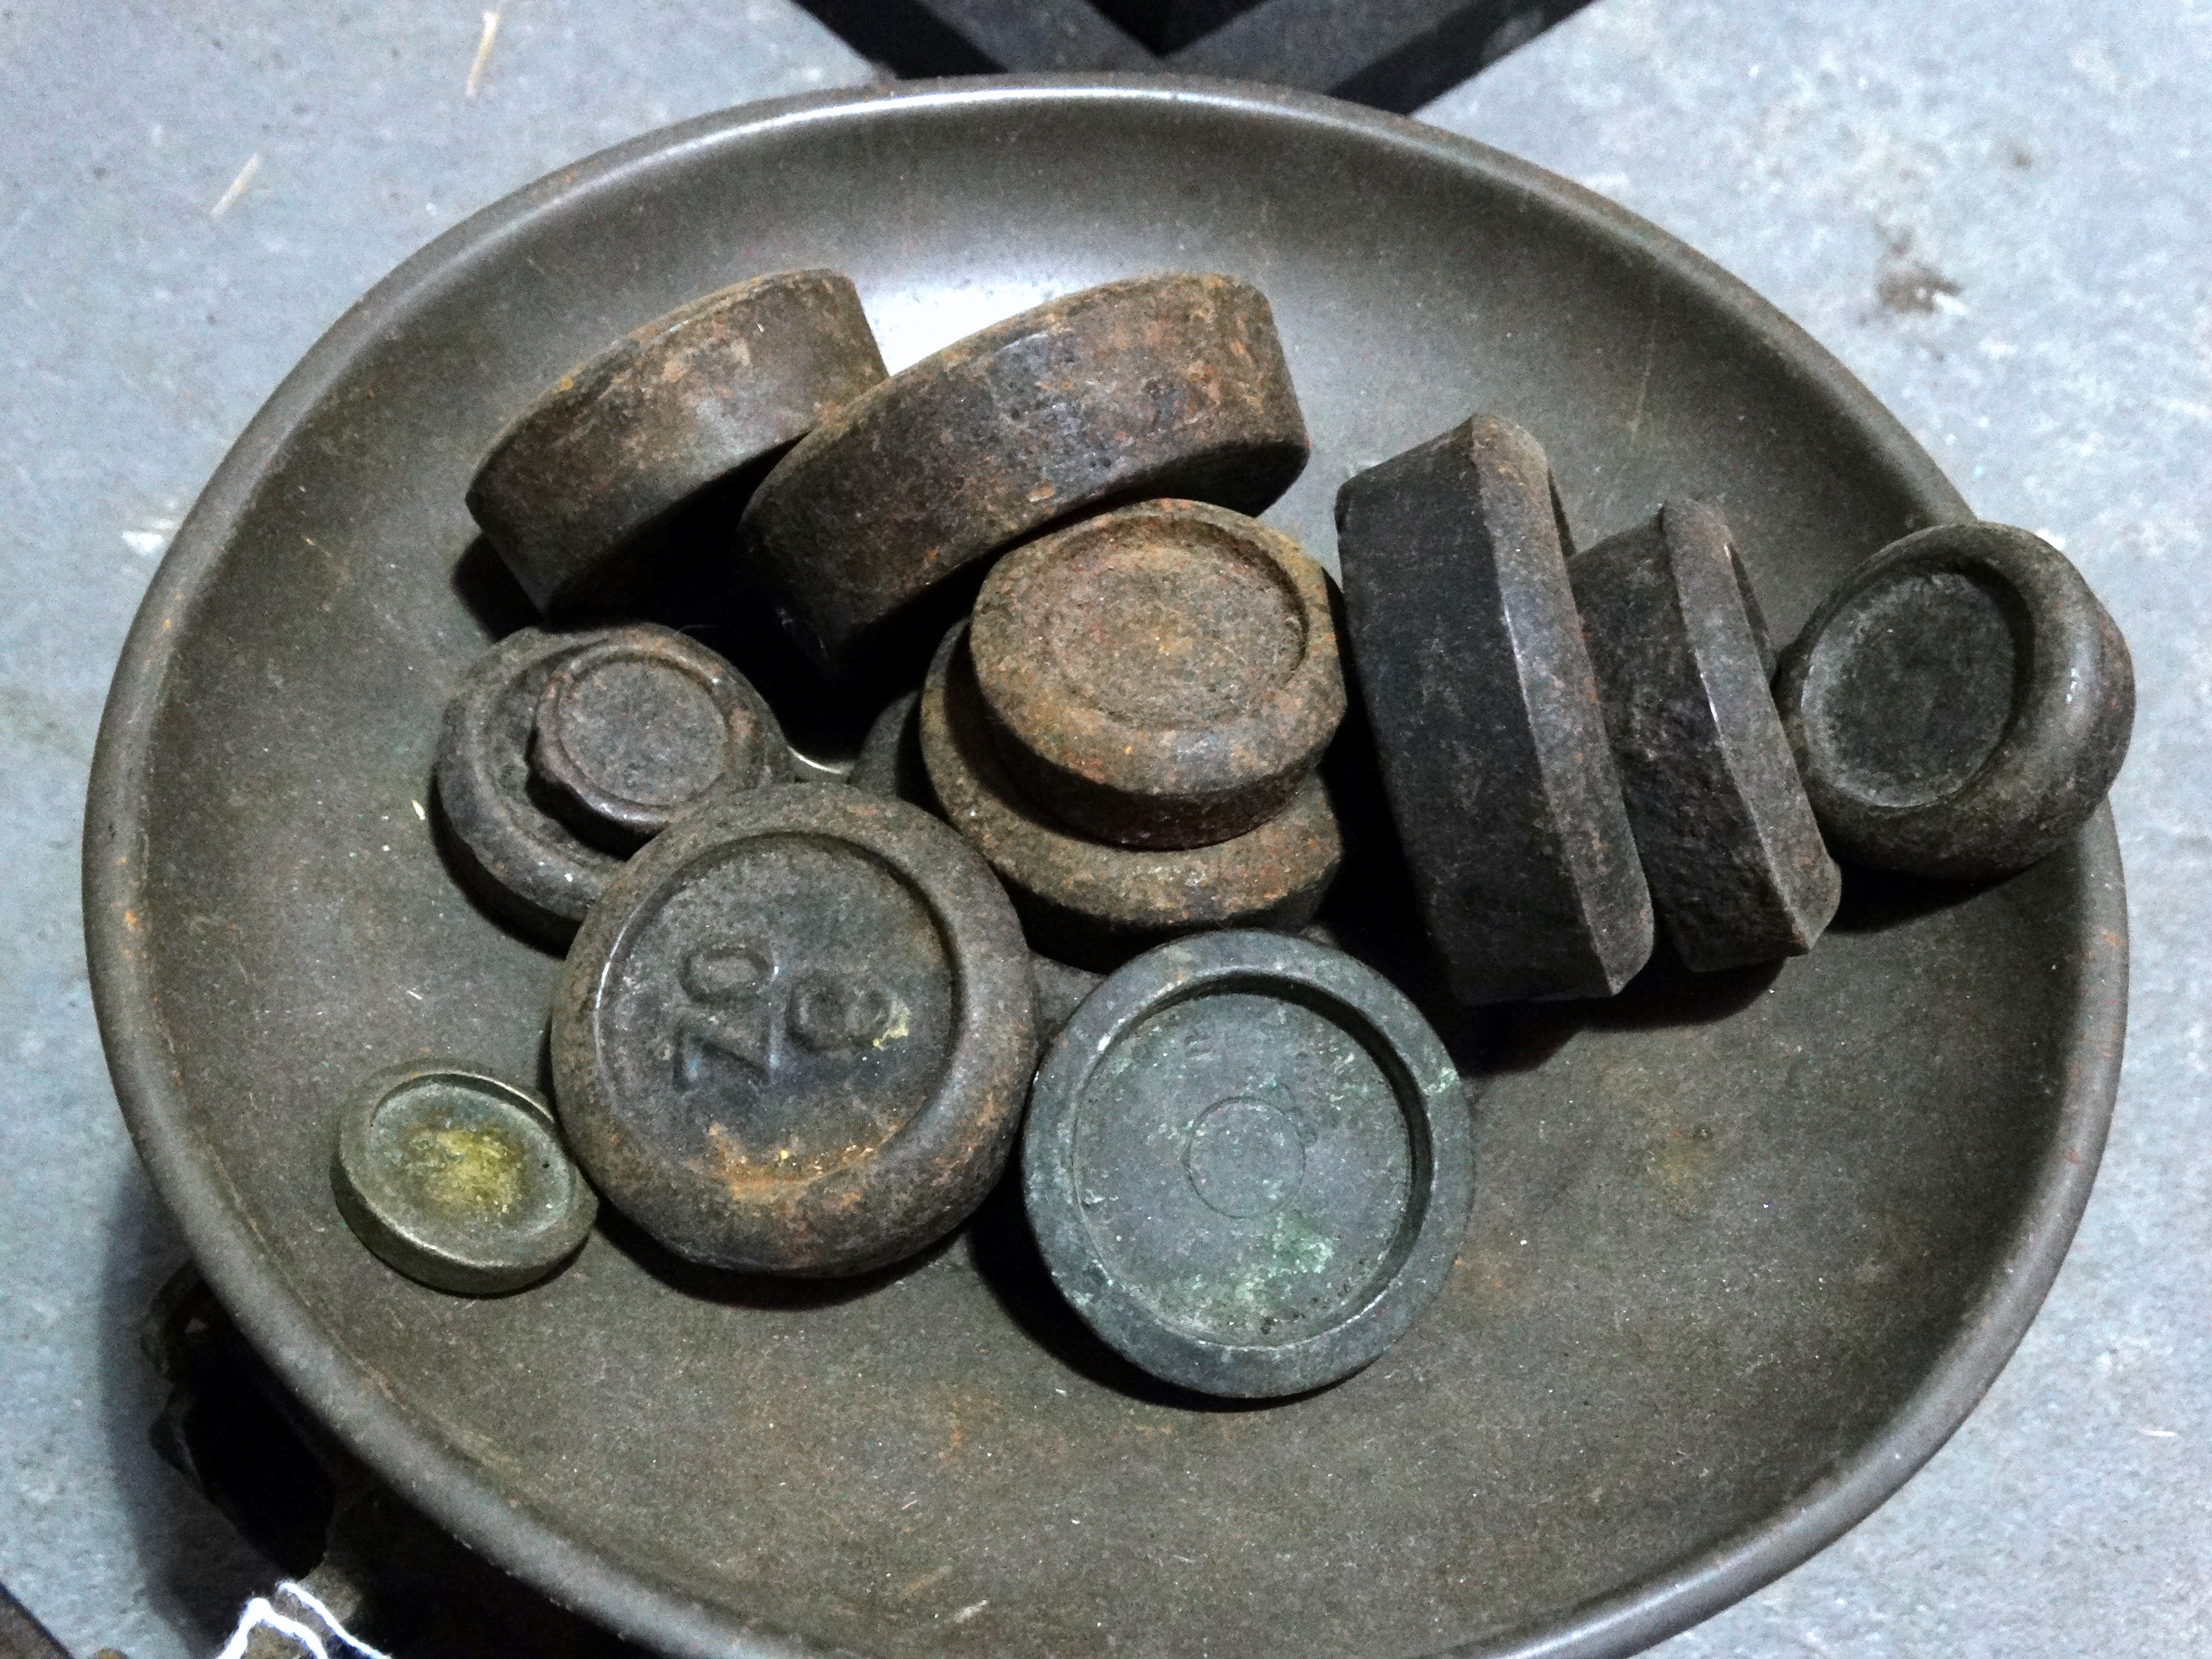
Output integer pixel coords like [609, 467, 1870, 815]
[0, 2, 2203, 1656]
[1429, 7, 2212, 1652]
[0, 8, 874, 1657]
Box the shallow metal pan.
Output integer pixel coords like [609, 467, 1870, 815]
[84, 76, 2125, 1658]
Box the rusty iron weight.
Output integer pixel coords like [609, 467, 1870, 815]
[919, 621, 1341, 969]
[1570, 501, 1842, 970]
[1029, 952, 1104, 1038]
[739, 272, 1311, 682]
[434, 623, 787, 944]
[1334, 412, 1653, 1003]
[1022, 930, 1472, 1398]
[331, 1061, 597, 1296]
[1775, 521, 2134, 879]
[847, 688, 927, 805]
[433, 625, 628, 945]
[842, 688, 1102, 1033]
[968, 498, 1345, 848]
[529, 627, 790, 850]
[466, 269, 886, 617]
[550, 784, 1037, 1276]
[1737, 542, 1779, 682]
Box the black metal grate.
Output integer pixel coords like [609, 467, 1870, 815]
[793, 0, 1590, 114]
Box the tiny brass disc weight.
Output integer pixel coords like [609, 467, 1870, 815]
[1571, 501, 1840, 970]
[531, 627, 789, 847]
[1023, 931, 1472, 1398]
[920, 622, 1342, 970]
[740, 273, 1310, 681]
[332, 1061, 597, 1296]
[1335, 412, 1653, 1003]
[467, 269, 886, 615]
[1775, 521, 2134, 879]
[551, 785, 1037, 1276]
[969, 499, 1345, 848]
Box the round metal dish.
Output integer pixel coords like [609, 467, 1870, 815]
[84, 77, 2126, 1659]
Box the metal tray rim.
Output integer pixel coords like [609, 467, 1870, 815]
[82, 73, 2128, 1659]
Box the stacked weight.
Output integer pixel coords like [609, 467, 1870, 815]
[923, 499, 1347, 968]
[325, 264, 2133, 1403]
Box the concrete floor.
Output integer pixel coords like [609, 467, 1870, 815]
[1, 2, 2203, 1655]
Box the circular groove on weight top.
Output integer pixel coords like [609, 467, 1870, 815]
[1024, 930, 1472, 1399]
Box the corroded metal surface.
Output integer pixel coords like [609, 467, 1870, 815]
[466, 269, 885, 616]
[920, 621, 1341, 968]
[434, 623, 782, 945]
[846, 688, 927, 804]
[550, 785, 1036, 1276]
[529, 627, 789, 849]
[740, 272, 1310, 682]
[1029, 951, 1104, 1037]
[1775, 521, 2134, 880]
[431, 625, 627, 945]
[969, 498, 1344, 848]
[1335, 412, 1652, 1003]
[843, 691, 1104, 1029]
[1736, 542, 1779, 682]
[330, 1061, 597, 1297]
[1571, 501, 1840, 971]
[1023, 930, 1472, 1398]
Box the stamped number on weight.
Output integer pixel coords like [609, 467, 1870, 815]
[672, 937, 899, 1085]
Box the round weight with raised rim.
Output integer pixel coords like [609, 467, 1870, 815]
[432, 625, 628, 945]
[920, 622, 1341, 969]
[467, 269, 885, 616]
[970, 499, 1344, 849]
[1775, 521, 2134, 880]
[551, 784, 1036, 1276]
[1023, 930, 1472, 1398]
[332, 1061, 597, 1296]
[740, 272, 1310, 682]
[529, 628, 788, 848]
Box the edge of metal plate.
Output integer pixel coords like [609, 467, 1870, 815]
[82, 75, 2128, 1659]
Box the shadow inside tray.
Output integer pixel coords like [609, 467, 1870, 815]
[449, 491, 886, 774]
[1316, 886, 1782, 1083]
[1828, 860, 2002, 934]
[1476, 934, 1785, 1078]
[960, 1170, 1322, 1414]
[588, 1202, 960, 1311]
[450, 533, 539, 642]
[1315, 669, 1803, 1084]
[611, 492, 879, 770]
[425, 774, 579, 957]
[452, 472, 899, 771]
[1310, 654, 1521, 1075]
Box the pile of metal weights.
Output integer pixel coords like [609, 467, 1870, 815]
[330, 270, 2135, 1401]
